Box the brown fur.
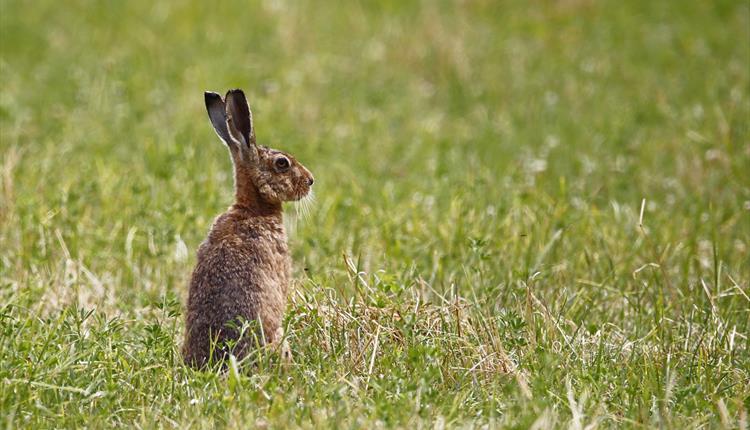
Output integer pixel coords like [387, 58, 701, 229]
[182, 89, 313, 367]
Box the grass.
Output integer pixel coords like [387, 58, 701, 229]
[1, 0, 749, 427]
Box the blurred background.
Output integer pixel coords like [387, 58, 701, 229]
[2, 1, 747, 305]
[1, 0, 748, 427]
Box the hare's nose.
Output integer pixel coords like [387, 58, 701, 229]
[307, 177, 314, 186]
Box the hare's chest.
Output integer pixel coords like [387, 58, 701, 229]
[240, 232, 289, 274]
[242, 236, 291, 300]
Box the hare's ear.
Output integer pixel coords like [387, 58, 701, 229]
[224, 89, 256, 148]
[204, 91, 236, 149]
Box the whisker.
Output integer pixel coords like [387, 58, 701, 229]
[288, 189, 315, 234]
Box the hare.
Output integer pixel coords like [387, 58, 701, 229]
[182, 89, 314, 368]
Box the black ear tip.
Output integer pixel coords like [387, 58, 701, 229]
[226, 88, 246, 99]
[204, 91, 222, 104]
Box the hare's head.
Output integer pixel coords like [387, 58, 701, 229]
[205, 89, 314, 205]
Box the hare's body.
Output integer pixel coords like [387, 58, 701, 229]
[183, 210, 289, 366]
[182, 89, 313, 367]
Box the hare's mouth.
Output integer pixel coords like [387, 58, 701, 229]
[294, 181, 313, 201]
[294, 189, 311, 201]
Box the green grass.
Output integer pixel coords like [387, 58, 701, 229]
[1, 0, 749, 428]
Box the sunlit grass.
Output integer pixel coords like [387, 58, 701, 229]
[1, 0, 749, 428]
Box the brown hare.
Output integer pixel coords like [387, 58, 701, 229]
[182, 89, 314, 368]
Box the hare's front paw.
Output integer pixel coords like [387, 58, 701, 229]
[281, 340, 292, 364]
[274, 327, 293, 364]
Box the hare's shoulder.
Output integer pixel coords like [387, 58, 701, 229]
[199, 212, 287, 259]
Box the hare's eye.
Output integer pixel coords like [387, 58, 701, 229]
[274, 157, 290, 171]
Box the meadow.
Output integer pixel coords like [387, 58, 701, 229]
[1, 0, 749, 428]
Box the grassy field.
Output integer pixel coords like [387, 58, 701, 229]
[1, 0, 749, 428]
